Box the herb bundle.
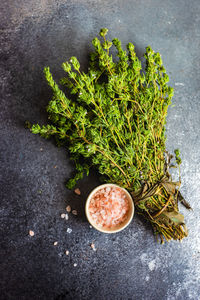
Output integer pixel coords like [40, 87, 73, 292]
[30, 29, 191, 243]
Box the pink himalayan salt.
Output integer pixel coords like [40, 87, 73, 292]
[88, 186, 129, 229]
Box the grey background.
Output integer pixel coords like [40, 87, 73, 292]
[1, 0, 200, 299]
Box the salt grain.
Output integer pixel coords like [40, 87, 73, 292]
[65, 214, 69, 220]
[74, 263, 77, 267]
[72, 210, 78, 215]
[74, 188, 81, 195]
[61, 213, 66, 219]
[65, 250, 69, 255]
[66, 205, 71, 212]
[29, 230, 34, 237]
[175, 82, 185, 86]
[67, 228, 72, 233]
[88, 186, 129, 229]
[54, 241, 58, 246]
[91, 243, 96, 251]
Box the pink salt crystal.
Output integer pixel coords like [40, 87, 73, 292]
[66, 205, 71, 212]
[29, 230, 34, 237]
[74, 188, 81, 195]
[90, 243, 96, 251]
[89, 186, 129, 229]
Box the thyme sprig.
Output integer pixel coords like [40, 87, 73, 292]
[30, 28, 191, 243]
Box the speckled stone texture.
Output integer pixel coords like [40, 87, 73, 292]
[1, 1, 200, 299]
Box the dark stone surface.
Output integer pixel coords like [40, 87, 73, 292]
[1, 1, 200, 299]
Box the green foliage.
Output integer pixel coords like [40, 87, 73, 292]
[30, 29, 190, 243]
[174, 149, 182, 165]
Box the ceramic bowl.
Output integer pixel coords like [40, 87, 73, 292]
[85, 183, 134, 233]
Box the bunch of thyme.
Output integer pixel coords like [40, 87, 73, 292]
[30, 28, 191, 243]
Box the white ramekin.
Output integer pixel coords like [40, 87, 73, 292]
[85, 183, 134, 233]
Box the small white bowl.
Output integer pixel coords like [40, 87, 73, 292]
[85, 183, 134, 233]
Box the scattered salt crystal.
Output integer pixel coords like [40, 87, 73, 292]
[29, 230, 34, 237]
[67, 228, 72, 233]
[90, 243, 96, 251]
[74, 188, 81, 195]
[74, 263, 77, 267]
[72, 210, 78, 215]
[175, 82, 185, 86]
[89, 225, 92, 228]
[54, 241, 58, 246]
[65, 250, 69, 255]
[61, 213, 66, 219]
[65, 213, 69, 220]
[66, 205, 71, 212]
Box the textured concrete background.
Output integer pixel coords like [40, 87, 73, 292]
[1, 1, 200, 299]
